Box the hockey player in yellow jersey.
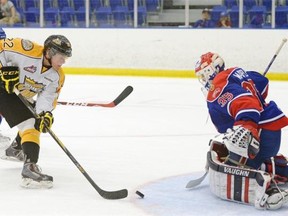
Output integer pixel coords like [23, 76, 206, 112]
[0, 35, 72, 188]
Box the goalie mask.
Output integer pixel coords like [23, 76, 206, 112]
[195, 52, 225, 91]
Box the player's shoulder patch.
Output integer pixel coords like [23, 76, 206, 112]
[208, 86, 223, 100]
[21, 39, 34, 51]
[207, 74, 227, 101]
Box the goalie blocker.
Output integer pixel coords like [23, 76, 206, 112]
[208, 139, 288, 210]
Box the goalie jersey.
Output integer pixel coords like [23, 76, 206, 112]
[207, 67, 288, 133]
[0, 38, 65, 114]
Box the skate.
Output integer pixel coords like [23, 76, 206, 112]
[0, 133, 11, 151]
[21, 162, 53, 189]
[1, 139, 24, 162]
[266, 187, 288, 210]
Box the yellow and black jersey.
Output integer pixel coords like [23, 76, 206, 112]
[0, 38, 65, 113]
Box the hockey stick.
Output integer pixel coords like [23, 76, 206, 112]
[185, 171, 208, 189]
[57, 85, 133, 108]
[263, 38, 287, 76]
[186, 160, 209, 189]
[15, 89, 128, 200]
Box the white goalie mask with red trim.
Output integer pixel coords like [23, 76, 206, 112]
[195, 52, 225, 91]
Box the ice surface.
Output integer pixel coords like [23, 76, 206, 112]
[0, 75, 288, 215]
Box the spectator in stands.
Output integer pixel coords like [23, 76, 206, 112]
[217, 12, 231, 28]
[0, 0, 20, 26]
[193, 8, 214, 28]
[249, 13, 264, 28]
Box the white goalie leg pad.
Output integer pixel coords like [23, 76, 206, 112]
[209, 151, 265, 206]
[209, 150, 288, 210]
[208, 135, 288, 210]
[208, 151, 273, 208]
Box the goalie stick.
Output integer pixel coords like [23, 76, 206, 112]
[186, 170, 208, 189]
[57, 85, 133, 108]
[186, 155, 209, 189]
[263, 38, 287, 76]
[14, 89, 128, 200]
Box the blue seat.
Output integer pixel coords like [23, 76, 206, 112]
[57, 0, 71, 10]
[131, 6, 147, 26]
[145, 0, 160, 12]
[72, 0, 85, 10]
[44, 0, 53, 9]
[60, 7, 76, 27]
[95, 6, 114, 27]
[261, 0, 272, 12]
[248, 5, 267, 28]
[110, 0, 124, 11]
[113, 6, 131, 27]
[90, 0, 102, 11]
[229, 6, 239, 27]
[275, 6, 288, 28]
[44, 7, 60, 27]
[244, 0, 257, 11]
[24, 7, 40, 27]
[24, 0, 37, 10]
[224, 0, 237, 9]
[210, 5, 227, 23]
[74, 6, 86, 27]
[229, 5, 247, 28]
[127, 0, 143, 10]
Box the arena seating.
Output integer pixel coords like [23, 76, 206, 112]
[275, 5, 288, 28]
[8, 0, 288, 28]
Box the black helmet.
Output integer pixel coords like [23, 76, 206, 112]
[44, 35, 72, 57]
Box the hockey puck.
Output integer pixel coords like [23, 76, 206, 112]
[136, 190, 144, 198]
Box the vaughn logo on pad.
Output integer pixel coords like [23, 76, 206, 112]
[224, 167, 250, 177]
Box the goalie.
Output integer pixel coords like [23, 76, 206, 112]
[194, 52, 288, 209]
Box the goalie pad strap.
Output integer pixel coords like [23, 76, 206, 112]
[207, 151, 264, 183]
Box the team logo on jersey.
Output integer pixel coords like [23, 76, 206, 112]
[212, 87, 221, 98]
[18, 76, 45, 98]
[21, 39, 34, 51]
[24, 65, 37, 73]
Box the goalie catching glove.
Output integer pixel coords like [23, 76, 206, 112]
[223, 120, 260, 160]
[35, 111, 54, 133]
[0, 66, 20, 94]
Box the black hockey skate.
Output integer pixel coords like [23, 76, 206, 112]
[21, 162, 53, 189]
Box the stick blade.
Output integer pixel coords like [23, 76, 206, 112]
[186, 172, 208, 189]
[100, 189, 128, 200]
[113, 86, 133, 106]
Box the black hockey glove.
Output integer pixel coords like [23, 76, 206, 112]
[0, 66, 20, 94]
[35, 111, 54, 133]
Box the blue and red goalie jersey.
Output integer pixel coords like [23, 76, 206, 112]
[207, 67, 288, 133]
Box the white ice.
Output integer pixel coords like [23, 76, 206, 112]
[0, 75, 288, 216]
